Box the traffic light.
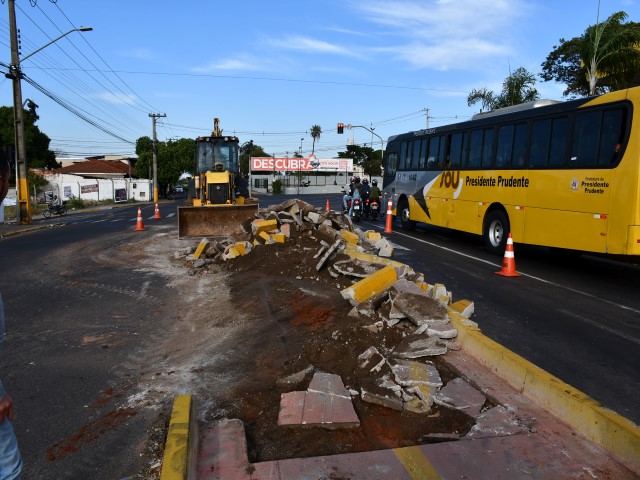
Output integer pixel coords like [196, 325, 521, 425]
[337, 123, 344, 134]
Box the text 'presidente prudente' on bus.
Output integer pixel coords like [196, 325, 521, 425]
[382, 86, 640, 256]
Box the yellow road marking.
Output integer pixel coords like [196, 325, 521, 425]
[394, 446, 442, 479]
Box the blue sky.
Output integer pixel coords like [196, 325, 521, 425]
[0, 0, 637, 160]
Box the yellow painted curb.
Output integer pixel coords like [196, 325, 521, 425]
[160, 394, 198, 480]
[341, 264, 398, 305]
[448, 309, 640, 473]
[344, 250, 407, 268]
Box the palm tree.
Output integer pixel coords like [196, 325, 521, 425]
[467, 67, 540, 111]
[585, 11, 640, 95]
[310, 125, 322, 155]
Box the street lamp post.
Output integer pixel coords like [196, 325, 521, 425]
[7, 0, 92, 223]
[345, 124, 384, 177]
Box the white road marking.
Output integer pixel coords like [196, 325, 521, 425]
[557, 308, 640, 346]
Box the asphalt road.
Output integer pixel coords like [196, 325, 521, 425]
[268, 193, 640, 424]
[0, 203, 181, 479]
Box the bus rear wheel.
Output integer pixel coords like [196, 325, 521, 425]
[484, 210, 510, 255]
[397, 198, 416, 230]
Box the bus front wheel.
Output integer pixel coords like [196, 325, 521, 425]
[484, 210, 510, 255]
[397, 198, 416, 230]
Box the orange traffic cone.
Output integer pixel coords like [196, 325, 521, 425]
[135, 207, 145, 231]
[153, 203, 161, 219]
[325, 198, 330, 212]
[384, 199, 393, 233]
[496, 233, 521, 277]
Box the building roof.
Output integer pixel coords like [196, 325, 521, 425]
[53, 160, 136, 176]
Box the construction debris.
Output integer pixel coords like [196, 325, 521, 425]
[176, 198, 534, 443]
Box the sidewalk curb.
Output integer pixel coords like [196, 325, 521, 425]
[448, 309, 640, 473]
[160, 394, 199, 480]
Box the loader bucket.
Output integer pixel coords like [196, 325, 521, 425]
[178, 204, 259, 238]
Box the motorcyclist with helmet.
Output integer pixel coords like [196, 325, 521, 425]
[369, 179, 381, 203]
[343, 176, 362, 217]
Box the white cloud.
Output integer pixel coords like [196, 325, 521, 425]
[266, 35, 365, 58]
[353, 0, 529, 70]
[191, 54, 282, 73]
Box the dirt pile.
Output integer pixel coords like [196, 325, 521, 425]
[176, 199, 527, 462]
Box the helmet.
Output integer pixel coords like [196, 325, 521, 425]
[350, 177, 355, 183]
[354, 176, 360, 183]
[363, 179, 369, 184]
[372, 179, 378, 186]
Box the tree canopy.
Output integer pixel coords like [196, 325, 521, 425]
[337, 144, 381, 177]
[0, 105, 57, 172]
[467, 67, 540, 111]
[135, 136, 195, 194]
[540, 11, 640, 97]
[310, 124, 321, 154]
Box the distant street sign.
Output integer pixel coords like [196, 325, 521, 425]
[346, 124, 352, 130]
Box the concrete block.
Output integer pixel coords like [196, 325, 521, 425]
[307, 211, 322, 224]
[308, 372, 351, 399]
[340, 229, 360, 245]
[465, 405, 528, 439]
[391, 359, 443, 387]
[316, 239, 342, 271]
[434, 377, 486, 417]
[361, 388, 404, 411]
[251, 218, 278, 235]
[273, 233, 286, 243]
[223, 246, 240, 260]
[193, 238, 210, 260]
[392, 292, 451, 326]
[340, 265, 398, 306]
[427, 323, 458, 339]
[365, 230, 382, 244]
[450, 299, 475, 318]
[280, 223, 291, 238]
[391, 279, 430, 297]
[378, 245, 394, 257]
[431, 283, 448, 300]
[393, 335, 448, 359]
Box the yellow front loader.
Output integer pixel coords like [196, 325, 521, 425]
[178, 118, 258, 237]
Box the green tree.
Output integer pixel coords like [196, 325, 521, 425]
[0, 105, 58, 171]
[468, 67, 540, 111]
[241, 142, 269, 175]
[541, 11, 640, 97]
[310, 124, 322, 154]
[135, 136, 194, 196]
[337, 144, 381, 177]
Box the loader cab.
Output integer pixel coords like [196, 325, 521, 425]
[195, 136, 240, 175]
[194, 136, 240, 205]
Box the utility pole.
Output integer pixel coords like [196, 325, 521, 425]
[149, 113, 166, 203]
[8, 0, 30, 224]
[425, 108, 430, 129]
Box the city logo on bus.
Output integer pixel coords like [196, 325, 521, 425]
[438, 171, 460, 189]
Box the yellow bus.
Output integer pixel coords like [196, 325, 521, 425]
[382, 87, 640, 255]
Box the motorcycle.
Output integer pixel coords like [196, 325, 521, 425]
[42, 201, 67, 218]
[369, 198, 380, 220]
[350, 198, 362, 222]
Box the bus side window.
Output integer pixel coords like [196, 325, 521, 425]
[549, 116, 569, 167]
[482, 128, 494, 167]
[571, 111, 600, 167]
[411, 139, 421, 169]
[468, 129, 483, 168]
[496, 125, 514, 168]
[427, 136, 441, 170]
[529, 119, 550, 167]
[513, 123, 528, 167]
[387, 152, 397, 175]
[418, 138, 427, 169]
[598, 108, 625, 165]
[448, 132, 463, 168]
[399, 141, 410, 170]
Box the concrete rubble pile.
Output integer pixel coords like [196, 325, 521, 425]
[179, 199, 530, 436]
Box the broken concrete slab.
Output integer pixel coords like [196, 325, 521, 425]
[316, 239, 342, 271]
[393, 335, 448, 359]
[278, 372, 360, 429]
[276, 365, 314, 388]
[434, 377, 486, 418]
[392, 292, 451, 326]
[450, 299, 475, 318]
[308, 372, 351, 399]
[360, 387, 404, 411]
[391, 359, 443, 388]
[193, 238, 210, 260]
[465, 405, 529, 439]
[426, 323, 458, 339]
[390, 278, 430, 297]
